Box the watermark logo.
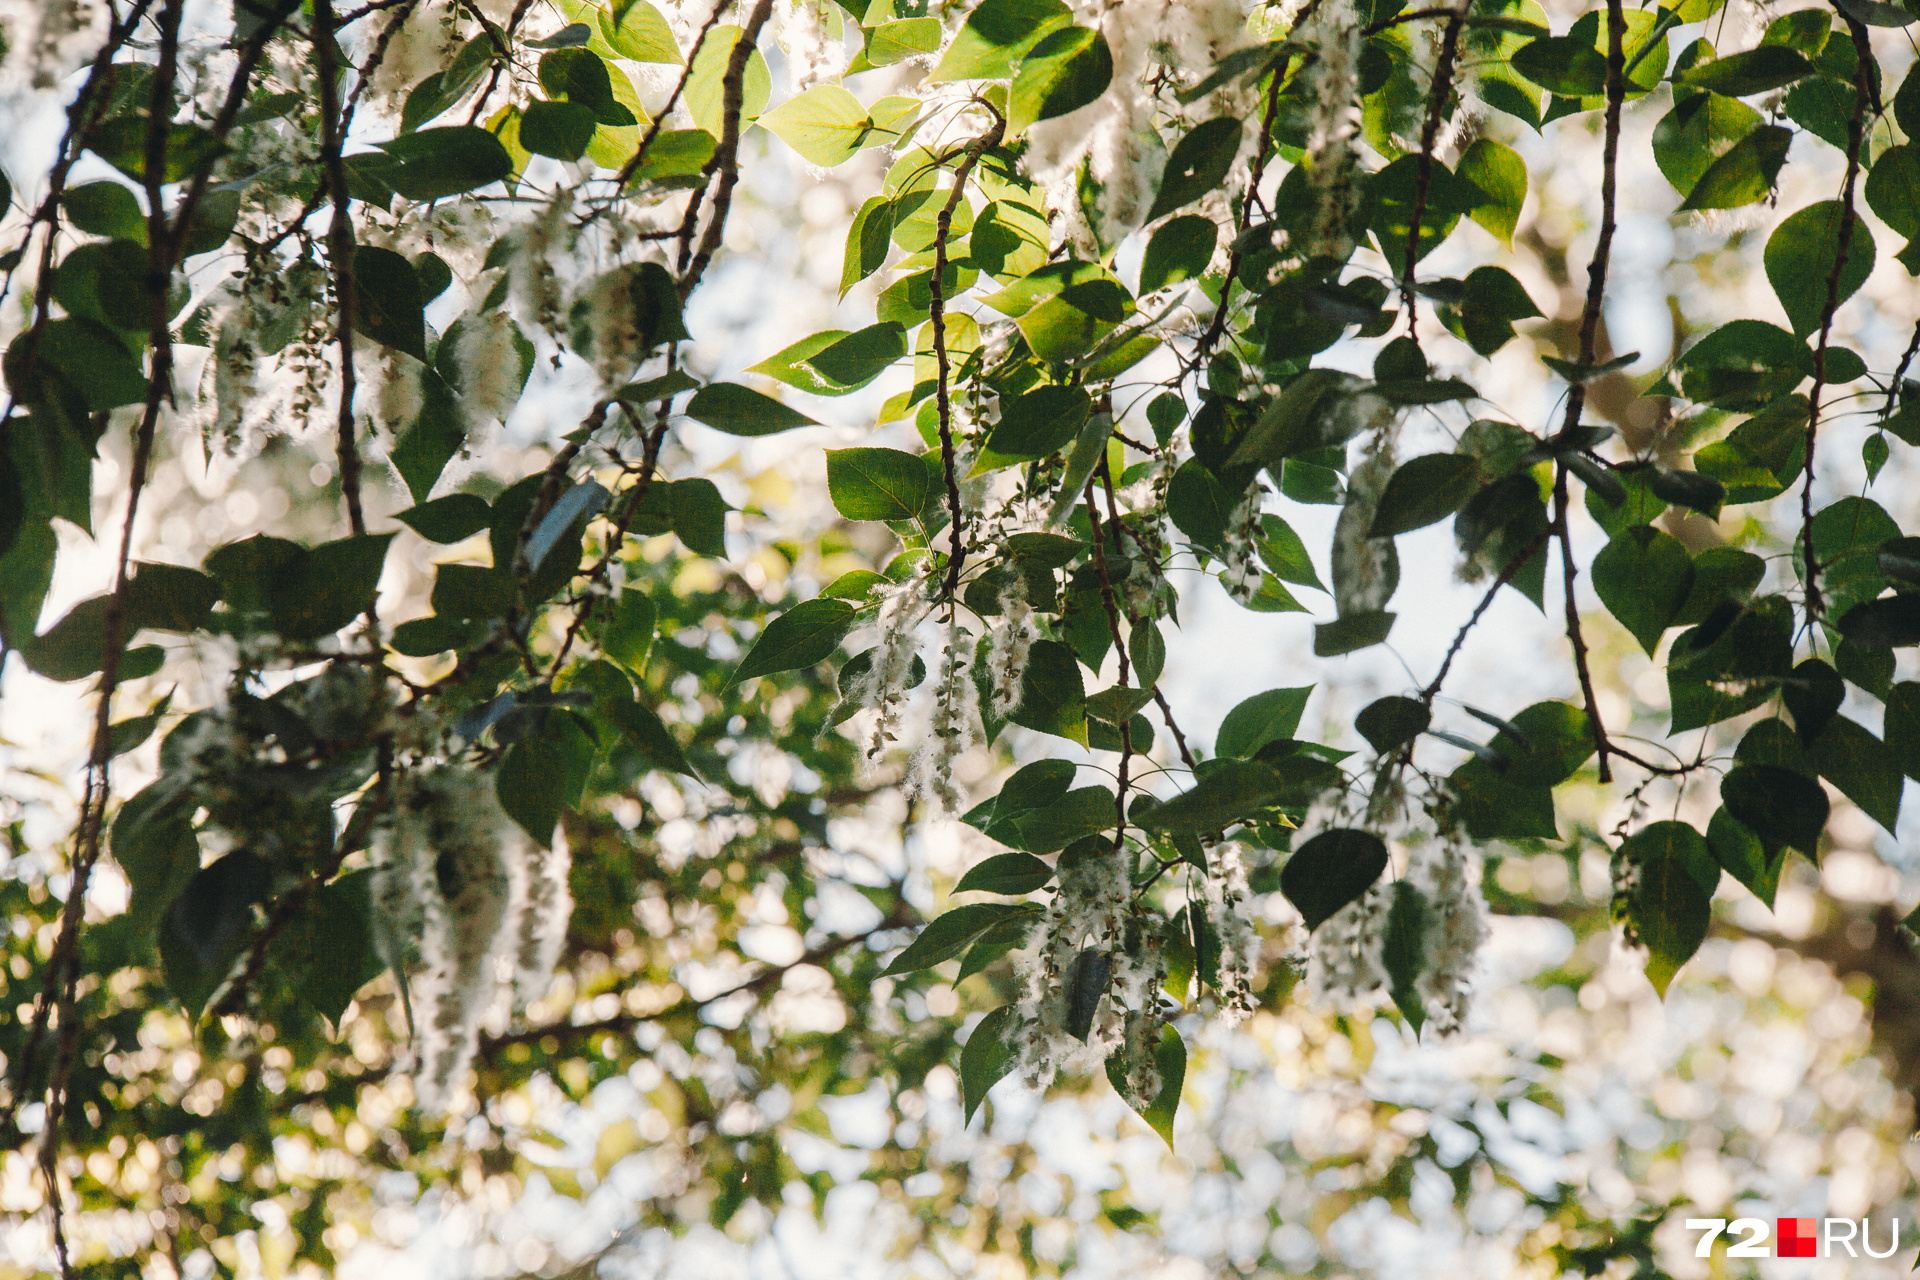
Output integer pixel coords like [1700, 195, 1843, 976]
[1685, 1216, 1900, 1259]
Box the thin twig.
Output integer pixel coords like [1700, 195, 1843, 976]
[929, 114, 1005, 603]
[1186, 64, 1286, 373]
[677, 0, 777, 298]
[1798, 18, 1874, 627]
[1553, 466, 1610, 783]
[314, 0, 365, 536]
[617, 0, 728, 188]
[1084, 467, 1135, 849]
[1557, 0, 1627, 438]
[1399, 0, 1470, 347]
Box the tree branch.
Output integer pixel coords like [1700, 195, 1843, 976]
[1797, 17, 1874, 628]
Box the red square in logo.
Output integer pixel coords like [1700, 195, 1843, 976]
[1777, 1218, 1817, 1258]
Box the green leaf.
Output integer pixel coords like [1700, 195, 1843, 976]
[1383, 880, 1429, 1032]
[1258, 515, 1325, 590]
[1014, 285, 1132, 362]
[64, 181, 146, 243]
[733, 597, 857, 683]
[663, 477, 726, 557]
[1888, 682, 1920, 781]
[1708, 806, 1784, 908]
[1783, 657, 1843, 743]
[976, 385, 1092, 474]
[929, 0, 1073, 81]
[497, 735, 570, 844]
[864, 18, 944, 67]
[523, 479, 609, 576]
[1865, 144, 1920, 241]
[1448, 761, 1551, 841]
[124, 562, 220, 632]
[520, 99, 600, 160]
[1009, 26, 1112, 135]
[1838, 596, 1920, 649]
[1680, 45, 1813, 95]
[33, 318, 149, 410]
[605, 696, 697, 777]
[600, 588, 656, 672]
[1455, 138, 1526, 244]
[1811, 495, 1901, 618]
[1146, 118, 1242, 223]
[1453, 265, 1542, 356]
[1765, 200, 1875, 338]
[808, 322, 907, 389]
[537, 48, 637, 126]
[1107, 1024, 1185, 1147]
[1215, 686, 1313, 758]
[955, 852, 1054, 895]
[1679, 123, 1790, 209]
[1721, 762, 1828, 855]
[1368, 453, 1483, 537]
[88, 119, 228, 184]
[1807, 715, 1903, 833]
[396, 494, 491, 544]
[350, 245, 425, 360]
[429, 563, 513, 621]
[281, 871, 383, 1026]
[982, 759, 1077, 831]
[1591, 525, 1695, 655]
[1135, 758, 1336, 834]
[883, 903, 1035, 975]
[684, 25, 771, 135]
[1356, 695, 1429, 754]
[373, 125, 514, 200]
[1006, 639, 1088, 746]
[1653, 91, 1763, 195]
[826, 447, 929, 521]
[684, 382, 818, 436]
[760, 84, 873, 167]
[1281, 829, 1389, 931]
[1012, 786, 1117, 852]
[272, 534, 396, 640]
[1512, 35, 1610, 96]
[1621, 822, 1715, 997]
[955, 912, 1033, 981]
[748, 329, 860, 395]
[1313, 611, 1395, 657]
[1667, 319, 1810, 409]
[1139, 215, 1217, 295]
[390, 370, 468, 502]
[600, 0, 681, 62]
[1165, 460, 1232, 551]
[1228, 369, 1369, 467]
[961, 1005, 1017, 1123]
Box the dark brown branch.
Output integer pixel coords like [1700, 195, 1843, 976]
[1553, 465, 1610, 783]
[616, 0, 728, 188]
[1557, 0, 1627, 438]
[36, 10, 188, 1270]
[1420, 526, 1553, 704]
[0, 1, 166, 1148]
[314, 0, 365, 536]
[1083, 465, 1134, 849]
[1886, 318, 1920, 422]
[929, 115, 1005, 603]
[1798, 18, 1874, 628]
[549, 389, 677, 676]
[1187, 63, 1286, 373]
[1399, 0, 1469, 347]
[677, 0, 777, 299]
